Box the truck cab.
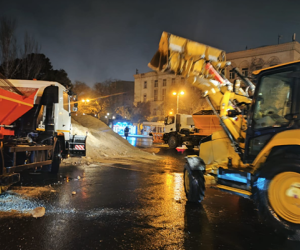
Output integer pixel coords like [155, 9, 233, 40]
[164, 114, 194, 133]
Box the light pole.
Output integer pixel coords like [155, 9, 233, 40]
[106, 113, 110, 124]
[173, 91, 184, 113]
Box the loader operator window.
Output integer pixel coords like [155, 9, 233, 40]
[253, 71, 293, 129]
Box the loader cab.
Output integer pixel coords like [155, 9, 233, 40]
[243, 62, 300, 163]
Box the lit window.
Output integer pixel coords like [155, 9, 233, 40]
[154, 89, 158, 101]
[162, 89, 166, 100]
[242, 68, 248, 77]
[163, 79, 166, 86]
[143, 94, 147, 102]
[154, 80, 158, 87]
[229, 70, 235, 79]
[144, 81, 147, 89]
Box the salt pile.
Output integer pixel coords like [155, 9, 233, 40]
[70, 115, 158, 163]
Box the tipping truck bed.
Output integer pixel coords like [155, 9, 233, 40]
[192, 113, 222, 136]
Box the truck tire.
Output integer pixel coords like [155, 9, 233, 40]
[168, 135, 178, 148]
[184, 167, 205, 203]
[253, 159, 300, 234]
[50, 141, 61, 174]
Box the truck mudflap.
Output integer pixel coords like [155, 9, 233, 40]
[69, 135, 87, 157]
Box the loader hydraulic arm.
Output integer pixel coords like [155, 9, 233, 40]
[148, 32, 254, 155]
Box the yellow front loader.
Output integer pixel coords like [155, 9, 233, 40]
[149, 32, 300, 234]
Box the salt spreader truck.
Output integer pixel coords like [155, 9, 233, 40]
[0, 78, 87, 192]
[149, 32, 300, 233]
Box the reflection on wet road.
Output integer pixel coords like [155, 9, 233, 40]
[126, 136, 153, 148]
[0, 146, 299, 249]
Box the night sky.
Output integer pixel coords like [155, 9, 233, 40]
[2, 0, 300, 86]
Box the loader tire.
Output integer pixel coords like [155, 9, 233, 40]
[50, 141, 61, 174]
[253, 159, 300, 234]
[184, 167, 205, 203]
[168, 135, 178, 149]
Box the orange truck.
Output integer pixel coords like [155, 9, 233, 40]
[163, 111, 221, 148]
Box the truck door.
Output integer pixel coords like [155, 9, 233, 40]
[56, 89, 71, 141]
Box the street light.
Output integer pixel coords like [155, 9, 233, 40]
[173, 91, 184, 113]
[82, 99, 90, 103]
[169, 111, 173, 115]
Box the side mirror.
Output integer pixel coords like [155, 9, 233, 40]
[71, 102, 78, 113]
[284, 113, 299, 121]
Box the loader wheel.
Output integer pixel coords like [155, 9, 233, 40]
[184, 167, 205, 203]
[50, 141, 61, 174]
[168, 135, 178, 149]
[253, 159, 300, 233]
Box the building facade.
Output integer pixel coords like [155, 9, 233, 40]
[134, 41, 300, 117]
[133, 72, 188, 117]
[226, 41, 300, 80]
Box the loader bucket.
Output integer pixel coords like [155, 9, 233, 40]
[148, 31, 227, 78]
[69, 135, 87, 157]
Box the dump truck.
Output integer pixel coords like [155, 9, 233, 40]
[0, 78, 87, 192]
[163, 112, 221, 148]
[149, 32, 300, 234]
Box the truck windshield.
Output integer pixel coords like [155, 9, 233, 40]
[253, 70, 293, 129]
[164, 116, 174, 125]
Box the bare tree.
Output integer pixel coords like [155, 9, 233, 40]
[0, 18, 43, 80]
[0, 17, 18, 78]
[19, 32, 42, 79]
[73, 81, 108, 118]
[115, 106, 132, 119]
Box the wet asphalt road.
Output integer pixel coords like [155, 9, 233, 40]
[1, 141, 300, 250]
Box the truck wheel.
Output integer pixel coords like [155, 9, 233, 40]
[168, 135, 178, 148]
[50, 141, 61, 174]
[184, 167, 205, 203]
[253, 159, 300, 234]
